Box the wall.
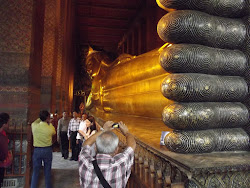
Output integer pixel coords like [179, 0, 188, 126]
[0, 0, 76, 186]
[118, 0, 166, 55]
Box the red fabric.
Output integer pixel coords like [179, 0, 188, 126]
[1, 130, 6, 136]
[0, 132, 8, 162]
[1, 130, 9, 143]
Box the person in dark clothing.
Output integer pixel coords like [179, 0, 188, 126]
[57, 112, 70, 159]
[67, 111, 81, 161]
[0, 113, 12, 188]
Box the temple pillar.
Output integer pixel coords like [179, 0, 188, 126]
[40, 0, 74, 114]
[133, 25, 139, 55]
[64, 0, 76, 113]
[139, 19, 147, 54]
[0, 0, 45, 186]
[145, 0, 165, 52]
[40, 0, 57, 112]
[124, 42, 127, 54]
[0, 0, 45, 124]
[131, 31, 135, 55]
[55, 0, 64, 114]
[130, 34, 133, 54]
[0, 0, 75, 186]
[137, 21, 142, 55]
[126, 37, 130, 54]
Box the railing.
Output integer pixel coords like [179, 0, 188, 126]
[129, 142, 187, 188]
[3, 122, 32, 188]
[114, 128, 250, 188]
[114, 129, 187, 188]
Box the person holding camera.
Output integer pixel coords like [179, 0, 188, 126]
[30, 110, 56, 188]
[79, 121, 136, 188]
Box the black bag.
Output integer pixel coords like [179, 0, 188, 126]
[92, 160, 112, 188]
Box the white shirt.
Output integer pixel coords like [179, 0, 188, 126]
[76, 120, 87, 140]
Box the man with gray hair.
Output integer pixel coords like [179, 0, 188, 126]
[79, 121, 136, 188]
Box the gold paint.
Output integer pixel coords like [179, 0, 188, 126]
[87, 46, 95, 56]
[86, 48, 174, 118]
[172, 84, 177, 89]
[68, 78, 74, 104]
[158, 43, 172, 53]
[204, 138, 211, 145]
[156, 0, 176, 12]
[166, 78, 171, 83]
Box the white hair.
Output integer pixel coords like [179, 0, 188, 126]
[96, 131, 119, 154]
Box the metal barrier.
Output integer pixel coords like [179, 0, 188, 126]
[2, 122, 32, 188]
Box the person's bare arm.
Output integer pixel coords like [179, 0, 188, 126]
[86, 128, 91, 136]
[118, 121, 136, 151]
[95, 121, 102, 131]
[79, 130, 88, 140]
[83, 121, 114, 146]
[83, 131, 102, 146]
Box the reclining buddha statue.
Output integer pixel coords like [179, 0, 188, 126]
[86, 0, 249, 154]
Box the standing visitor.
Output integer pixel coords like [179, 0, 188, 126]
[68, 111, 81, 161]
[79, 121, 136, 187]
[0, 113, 12, 188]
[57, 111, 70, 159]
[76, 113, 88, 150]
[79, 116, 97, 141]
[31, 110, 56, 188]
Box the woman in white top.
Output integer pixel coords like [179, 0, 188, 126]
[79, 116, 97, 140]
[77, 115, 97, 149]
[76, 114, 88, 148]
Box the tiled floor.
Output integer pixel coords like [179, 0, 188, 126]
[37, 152, 80, 187]
[52, 152, 79, 169]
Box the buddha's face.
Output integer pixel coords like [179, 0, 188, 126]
[86, 54, 100, 77]
[86, 51, 111, 78]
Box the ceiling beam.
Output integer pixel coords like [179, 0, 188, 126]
[79, 26, 126, 36]
[79, 34, 122, 43]
[80, 41, 117, 46]
[79, 41, 119, 51]
[76, 0, 144, 9]
[77, 17, 130, 29]
[76, 5, 137, 19]
[76, 4, 137, 11]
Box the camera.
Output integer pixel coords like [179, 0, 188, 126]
[112, 123, 119, 128]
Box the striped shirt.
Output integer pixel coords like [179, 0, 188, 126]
[79, 145, 134, 188]
[67, 118, 81, 137]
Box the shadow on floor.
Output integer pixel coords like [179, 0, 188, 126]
[36, 152, 79, 187]
[37, 169, 79, 188]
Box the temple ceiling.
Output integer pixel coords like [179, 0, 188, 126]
[75, 0, 144, 52]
